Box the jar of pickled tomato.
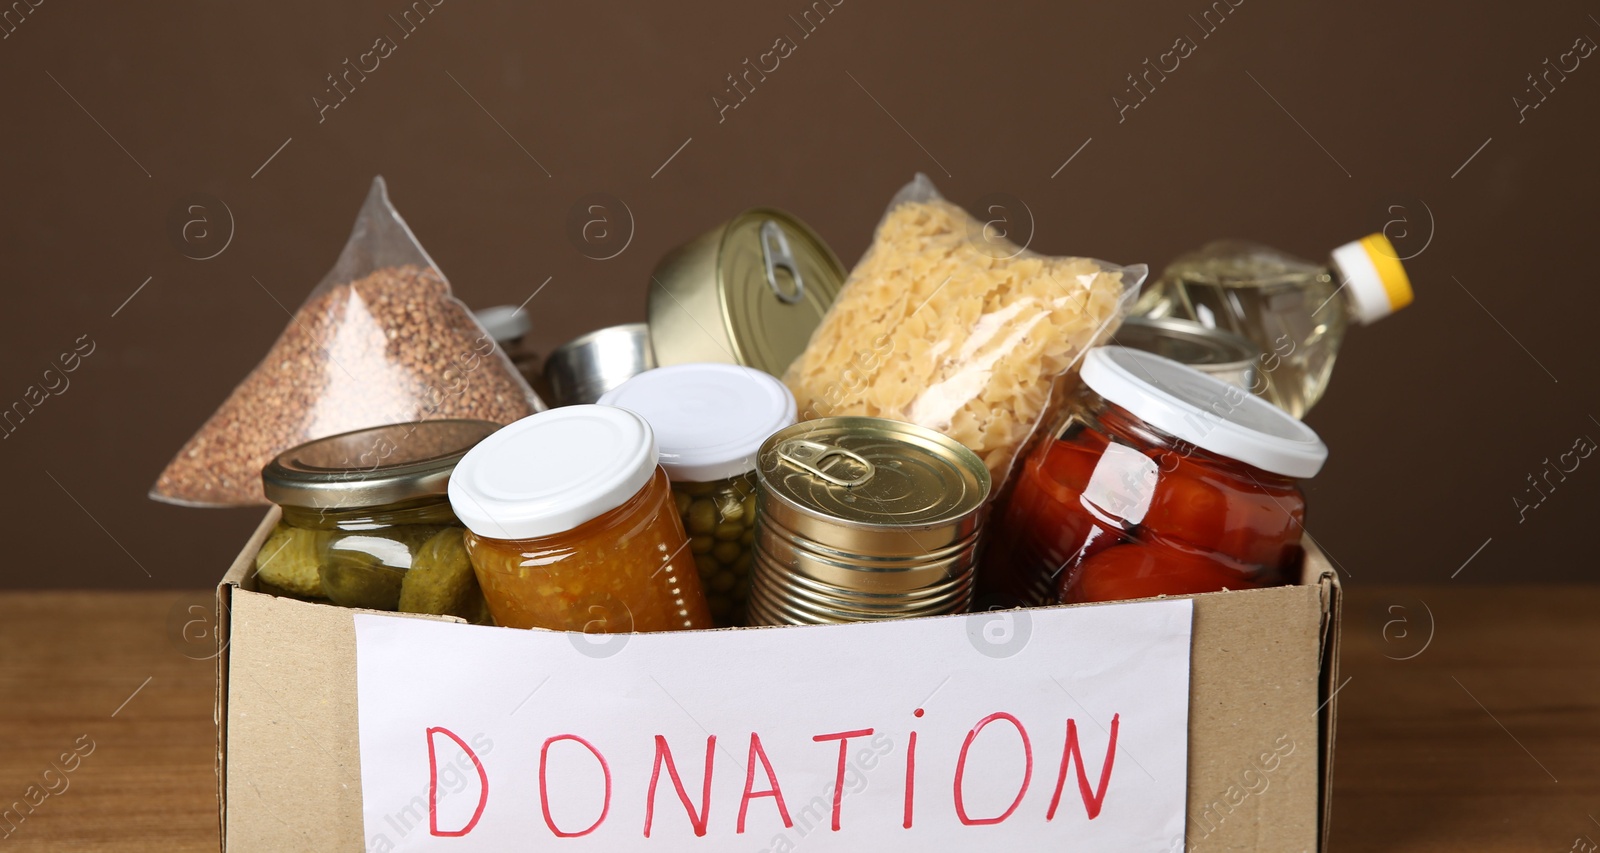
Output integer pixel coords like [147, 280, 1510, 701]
[598, 363, 796, 627]
[448, 405, 713, 632]
[981, 346, 1328, 607]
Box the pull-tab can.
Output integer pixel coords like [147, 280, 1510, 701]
[647, 209, 844, 378]
[759, 219, 806, 304]
[747, 417, 991, 625]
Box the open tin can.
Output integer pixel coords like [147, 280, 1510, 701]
[648, 209, 844, 378]
[746, 417, 991, 625]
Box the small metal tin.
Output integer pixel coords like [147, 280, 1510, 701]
[543, 323, 655, 407]
[1111, 317, 1261, 390]
[648, 209, 845, 378]
[262, 419, 501, 509]
[746, 417, 991, 625]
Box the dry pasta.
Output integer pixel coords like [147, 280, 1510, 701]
[784, 190, 1134, 491]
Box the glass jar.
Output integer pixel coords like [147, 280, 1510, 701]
[258, 420, 499, 621]
[980, 346, 1328, 607]
[598, 363, 796, 627]
[673, 474, 759, 625]
[1134, 235, 1413, 418]
[448, 405, 712, 632]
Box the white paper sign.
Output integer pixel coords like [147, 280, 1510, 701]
[354, 599, 1193, 853]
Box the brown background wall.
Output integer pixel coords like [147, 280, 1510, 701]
[0, 0, 1595, 589]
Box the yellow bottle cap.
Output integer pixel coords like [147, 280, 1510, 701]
[1359, 234, 1414, 313]
[1332, 234, 1414, 324]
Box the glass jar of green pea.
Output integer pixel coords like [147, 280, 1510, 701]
[599, 363, 797, 626]
[674, 473, 759, 624]
[258, 420, 501, 622]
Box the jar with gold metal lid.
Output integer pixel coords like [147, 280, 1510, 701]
[259, 419, 499, 621]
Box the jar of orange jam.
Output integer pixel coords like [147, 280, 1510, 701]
[447, 405, 712, 632]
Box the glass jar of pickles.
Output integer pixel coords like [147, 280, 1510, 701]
[448, 405, 713, 632]
[599, 363, 797, 626]
[258, 420, 499, 621]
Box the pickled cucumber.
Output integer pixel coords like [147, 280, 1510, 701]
[321, 548, 404, 611]
[399, 528, 488, 621]
[254, 524, 324, 599]
[319, 526, 443, 611]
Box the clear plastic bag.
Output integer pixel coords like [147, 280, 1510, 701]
[150, 177, 543, 507]
[783, 174, 1144, 496]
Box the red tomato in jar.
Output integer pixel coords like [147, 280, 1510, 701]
[1039, 441, 1132, 561]
[981, 436, 1125, 606]
[1141, 453, 1304, 571]
[1141, 453, 1228, 545]
[1038, 437, 1104, 502]
[1061, 541, 1261, 604]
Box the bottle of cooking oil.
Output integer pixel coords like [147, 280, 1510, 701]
[1134, 235, 1413, 418]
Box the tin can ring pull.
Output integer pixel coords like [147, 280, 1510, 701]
[760, 219, 805, 305]
[776, 439, 873, 487]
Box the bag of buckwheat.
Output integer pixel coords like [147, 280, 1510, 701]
[150, 177, 543, 507]
[783, 174, 1144, 497]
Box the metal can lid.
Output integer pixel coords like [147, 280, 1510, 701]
[649, 209, 844, 377]
[1112, 317, 1260, 371]
[263, 419, 501, 510]
[757, 417, 990, 535]
[544, 323, 655, 407]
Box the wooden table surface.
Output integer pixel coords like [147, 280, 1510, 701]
[0, 586, 1596, 851]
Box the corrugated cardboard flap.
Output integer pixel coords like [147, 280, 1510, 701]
[214, 507, 280, 852]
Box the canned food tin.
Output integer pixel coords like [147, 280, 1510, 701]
[543, 323, 655, 407]
[746, 417, 991, 625]
[1111, 317, 1261, 390]
[648, 209, 844, 378]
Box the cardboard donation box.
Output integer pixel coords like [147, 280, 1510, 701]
[216, 509, 1342, 852]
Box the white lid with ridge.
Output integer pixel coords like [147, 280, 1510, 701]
[598, 363, 797, 482]
[1330, 233, 1414, 325]
[448, 405, 658, 540]
[1080, 346, 1328, 478]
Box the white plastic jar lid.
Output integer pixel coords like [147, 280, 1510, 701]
[598, 363, 797, 482]
[1079, 346, 1328, 478]
[447, 405, 658, 540]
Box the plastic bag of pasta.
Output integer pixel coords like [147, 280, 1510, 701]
[783, 174, 1144, 496]
[150, 177, 543, 506]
